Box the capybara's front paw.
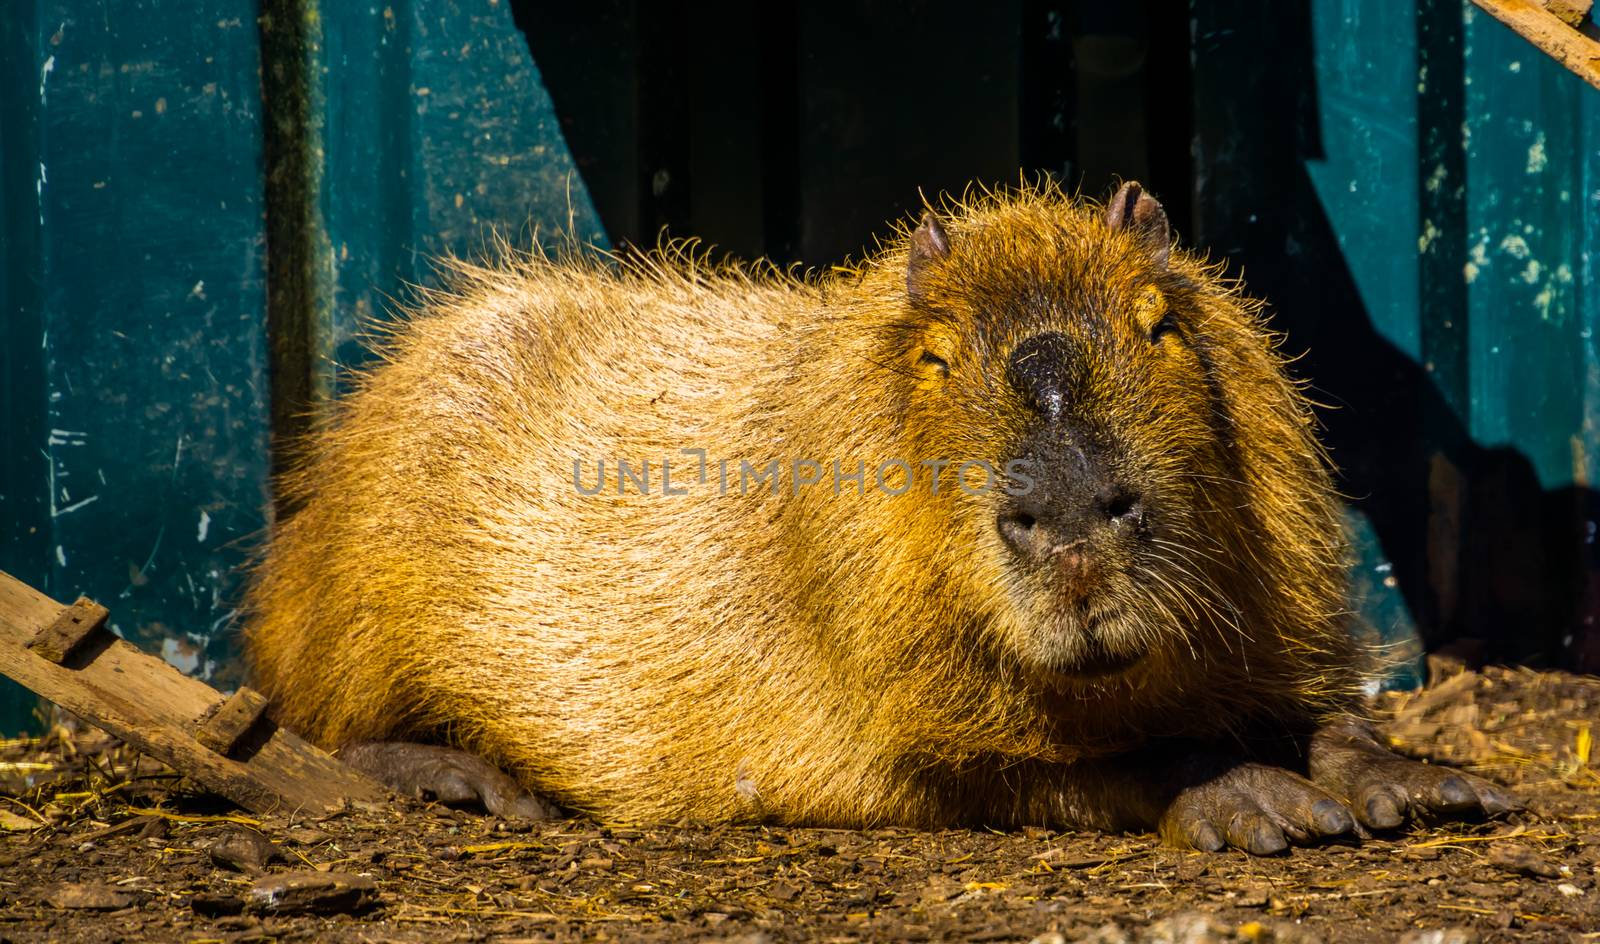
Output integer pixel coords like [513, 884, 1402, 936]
[1309, 718, 1522, 830]
[1159, 762, 1357, 855]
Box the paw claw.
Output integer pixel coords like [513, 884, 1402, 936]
[1192, 821, 1225, 852]
[1478, 785, 1523, 816]
[340, 741, 558, 820]
[1435, 775, 1475, 809]
[1311, 798, 1353, 835]
[1310, 718, 1524, 829]
[1161, 762, 1351, 855]
[1362, 792, 1403, 830]
[1246, 822, 1287, 856]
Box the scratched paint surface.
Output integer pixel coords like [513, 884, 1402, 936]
[1192, 1, 1600, 673]
[1300, 0, 1429, 685]
[1303, 0, 1424, 361]
[315, 0, 606, 383]
[1, 1, 606, 731]
[1461, 5, 1600, 491]
[0, 2, 52, 726]
[0, 1, 271, 708]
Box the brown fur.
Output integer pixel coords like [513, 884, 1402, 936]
[243, 183, 1365, 830]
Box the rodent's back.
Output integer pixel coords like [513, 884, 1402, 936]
[245, 257, 867, 818]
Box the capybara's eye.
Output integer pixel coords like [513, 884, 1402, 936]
[1150, 312, 1180, 344]
[918, 349, 951, 377]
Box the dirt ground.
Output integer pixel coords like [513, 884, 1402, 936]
[1, 662, 1595, 943]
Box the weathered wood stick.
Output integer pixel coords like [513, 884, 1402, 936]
[1544, 0, 1593, 29]
[0, 569, 387, 814]
[1471, 0, 1600, 91]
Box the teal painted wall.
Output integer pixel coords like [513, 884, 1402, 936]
[1304, 0, 1424, 362]
[294, 0, 607, 393]
[1191, 0, 1597, 669]
[1290, 0, 1600, 670]
[1, 1, 271, 725]
[1459, 4, 1599, 491]
[0, 0, 602, 733]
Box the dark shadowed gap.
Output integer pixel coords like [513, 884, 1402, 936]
[257, 0, 320, 514]
[1020, 1, 1078, 190]
[1415, 0, 1471, 644]
[635, 1, 693, 244]
[510, 0, 643, 248]
[758, 2, 801, 265]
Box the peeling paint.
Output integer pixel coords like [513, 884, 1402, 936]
[53, 494, 100, 516]
[1526, 132, 1547, 174]
[1532, 285, 1554, 321]
[1418, 219, 1440, 253]
[159, 637, 200, 674]
[39, 54, 55, 104]
[1425, 163, 1447, 193]
[1498, 234, 1530, 259]
[47, 428, 87, 446]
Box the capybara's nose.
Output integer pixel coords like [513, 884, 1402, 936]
[997, 486, 1143, 561]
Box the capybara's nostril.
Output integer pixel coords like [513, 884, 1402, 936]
[1102, 490, 1143, 524]
[998, 510, 1039, 556]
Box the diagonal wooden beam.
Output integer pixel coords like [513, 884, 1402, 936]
[0, 569, 386, 814]
[1471, 0, 1600, 91]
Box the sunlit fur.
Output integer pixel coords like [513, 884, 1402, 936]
[243, 183, 1365, 830]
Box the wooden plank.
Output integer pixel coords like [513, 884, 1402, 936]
[1544, 0, 1594, 29]
[0, 570, 387, 813]
[28, 598, 109, 665]
[194, 687, 272, 758]
[1471, 0, 1600, 90]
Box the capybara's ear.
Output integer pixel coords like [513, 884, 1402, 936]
[1105, 181, 1170, 268]
[907, 212, 952, 303]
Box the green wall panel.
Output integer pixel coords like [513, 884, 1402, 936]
[1461, 4, 1599, 491]
[1192, 0, 1599, 670]
[1302, 0, 1431, 683]
[1, 0, 604, 733]
[1304, 0, 1423, 361]
[264, 0, 606, 413]
[0, 1, 50, 729]
[1, 0, 271, 732]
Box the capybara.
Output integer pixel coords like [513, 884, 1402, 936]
[244, 182, 1517, 852]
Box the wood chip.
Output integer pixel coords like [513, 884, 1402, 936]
[1486, 843, 1562, 878]
[43, 882, 137, 911]
[207, 828, 283, 873]
[246, 871, 378, 915]
[0, 808, 41, 831]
